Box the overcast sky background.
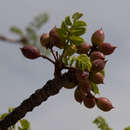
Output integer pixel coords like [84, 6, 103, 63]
[0, 0, 130, 130]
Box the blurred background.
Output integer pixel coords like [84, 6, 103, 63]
[0, 0, 130, 129]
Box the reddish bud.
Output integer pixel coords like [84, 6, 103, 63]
[74, 87, 83, 104]
[75, 70, 89, 82]
[90, 51, 105, 61]
[91, 28, 105, 46]
[49, 26, 65, 49]
[99, 42, 116, 55]
[83, 94, 96, 108]
[90, 72, 104, 84]
[91, 59, 107, 72]
[77, 42, 91, 54]
[40, 33, 50, 49]
[96, 97, 114, 112]
[79, 80, 91, 95]
[64, 82, 76, 89]
[21, 45, 41, 59]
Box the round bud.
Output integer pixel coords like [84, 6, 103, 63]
[74, 87, 83, 104]
[90, 72, 104, 84]
[83, 94, 96, 108]
[96, 97, 114, 112]
[40, 33, 50, 49]
[90, 51, 105, 61]
[99, 42, 116, 55]
[77, 42, 91, 54]
[49, 26, 65, 49]
[75, 70, 89, 82]
[20, 45, 41, 59]
[91, 59, 107, 72]
[64, 82, 76, 89]
[91, 28, 105, 46]
[79, 80, 91, 95]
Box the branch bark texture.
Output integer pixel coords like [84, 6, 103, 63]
[0, 70, 76, 130]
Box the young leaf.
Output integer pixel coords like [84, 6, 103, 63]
[69, 56, 76, 66]
[30, 13, 49, 29]
[73, 20, 87, 27]
[125, 126, 130, 130]
[72, 12, 83, 21]
[91, 82, 99, 94]
[75, 54, 92, 71]
[26, 27, 38, 44]
[93, 116, 112, 130]
[10, 26, 23, 37]
[71, 27, 86, 36]
[65, 16, 72, 25]
[100, 69, 105, 77]
[56, 28, 67, 40]
[20, 119, 30, 129]
[61, 21, 68, 32]
[70, 36, 84, 45]
[0, 113, 8, 120]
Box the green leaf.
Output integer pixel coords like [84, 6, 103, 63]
[70, 36, 84, 45]
[10, 26, 23, 37]
[125, 126, 130, 130]
[30, 13, 49, 29]
[18, 126, 23, 130]
[65, 16, 72, 25]
[0, 113, 8, 120]
[56, 28, 67, 40]
[61, 21, 68, 32]
[62, 57, 69, 65]
[72, 12, 83, 21]
[73, 20, 87, 27]
[93, 116, 112, 130]
[26, 27, 38, 44]
[91, 82, 99, 94]
[71, 27, 86, 36]
[20, 119, 30, 129]
[75, 54, 92, 71]
[100, 69, 105, 77]
[64, 45, 77, 56]
[8, 107, 14, 113]
[69, 56, 76, 66]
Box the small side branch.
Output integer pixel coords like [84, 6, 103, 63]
[40, 54, 56, 65]
[0, 35, 22, 44]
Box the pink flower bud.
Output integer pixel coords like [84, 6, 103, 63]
[90, 72, 104, 84]
[83, 94, 96, 108]
[79, 80, 91, 95]
[90, 51, 105, 61]
[99, 42, 116, 55]
[40, 33, 50, 49]
[49, 26, 65, 49]
[75, 70, 89, 82]
[91, 59, 107, 72]
[91, 28, 105, 46]
[96, 97, 114, 112]
[77, 42, 91, 54]
[74, 87, 83, 104]
[20, 45, 41, 59]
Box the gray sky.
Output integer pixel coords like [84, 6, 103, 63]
[0, 0, 130, 130]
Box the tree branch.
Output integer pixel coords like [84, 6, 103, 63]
[0, 70, 76, 130]
[0, 35, 23, 44]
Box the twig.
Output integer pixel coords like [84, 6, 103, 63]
[51, 48, 57, 61]
[0, 35, 22, 44]
[40, 54, 56, 65]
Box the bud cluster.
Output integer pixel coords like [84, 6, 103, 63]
[19, 13, 116, 112]
[73, 28, 116, 112]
